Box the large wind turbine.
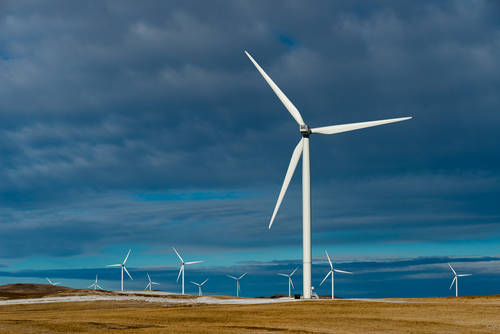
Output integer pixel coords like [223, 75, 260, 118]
[190, 278, 209, 296]
[227, 273, 247, 297]
[448, 263, 471, 297]
[277, 267, 298, 297]
[173, 247, 203, 295]
[145, 273, 160, 291]
[88, 274, 103, 290]
[245, 51, 411, 298]
[45, 277, 60, 286]
[106, 249, 133, 291]
[320, 250, 352, 299]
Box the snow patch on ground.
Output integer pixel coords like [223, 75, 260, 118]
[0, 293, 297, 306]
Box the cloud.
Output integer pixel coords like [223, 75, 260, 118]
[0, 0, 499, 266]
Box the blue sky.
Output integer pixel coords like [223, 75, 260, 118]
[0, 0, 499, 297]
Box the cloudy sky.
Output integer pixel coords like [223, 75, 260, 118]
[0, 0, 499, 297]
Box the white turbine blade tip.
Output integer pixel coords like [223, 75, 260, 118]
[311, 116, 412, 135]
[269, 138, 304, 228]
[244, 51, 305, 125]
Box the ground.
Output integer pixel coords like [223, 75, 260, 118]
[0, 285, 498, 333]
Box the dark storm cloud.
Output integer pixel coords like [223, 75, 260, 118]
[0, 1, 499, 259]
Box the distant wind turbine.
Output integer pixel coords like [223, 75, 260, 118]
[245, 50, 411, 298]
[144, 273, 160, 291]
[319, 250, 353, 299]
[190, 278, 209, 296]
[88, 274, 103, 290]
[46, 277, 60, 286]
[227, 273, 247, 297]
[106, 249, 133, 291]
[448, 263, 471, 297]
[173, 247, 203, 295]
[277, 267, 298, 297]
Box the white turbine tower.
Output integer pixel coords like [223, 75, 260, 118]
[448, 263, 471, 297]
[190, 278, 209, 296]
[144, 273, 160, 291]
[320, 250, 353, 299]
[106, 249, 133, 292]
[173, 247, 203, 295]
[88, 274, 103, 290]
[227, 273, 247, 297]
[45, 277, 60, 286]
[277, 267, 298, 297]
[245, 50, 412, 299]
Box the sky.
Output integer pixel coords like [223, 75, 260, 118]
[0, 0, 499, 297]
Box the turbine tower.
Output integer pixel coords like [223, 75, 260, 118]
[45, 277, 60, 286]
[448, 263, 471, 297]
[173, 247, 203, 295]
[106, 249, 133, 291]
[245, 50, 412, 298]
[88, 274, 103, 290]
[190, 278, 209, 296]
[277, 267, 298, 297]
[227, 273, 247, 297]
[319, 250, 352, 299]
[145, 273, 160, 291]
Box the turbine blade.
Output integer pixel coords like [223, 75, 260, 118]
[147, 273, 151, 282]
[244, 51, 305, 126]
[201, 278, 209, 286]
[325, 250, 333, 270]
[152, 282, 160, 285]
[172, 247, 184, 263]
[334, 269, 353, 274]
[448, 263, 457, 275]
[123, 249, 131, 264]
[176, 265, 184, 282]
[46, 278, 52, 284]
[88, 284, 94, 288]
[123, 266, 133, 280]
[269, 138, 304, 228]
[458, 274, 472, 277]
[277, 273, 288, 277]
[311, 117, 411, 135]
[290, 267, 298, 276]
[320, 271, 331, 286]
[185, 260, 203, 265]
[227, 275, 237, 280]
[96, 284, 103, 290]
[290, 277, 295, 290]
[239, 273, 247, 280]
[190, 281, 199, 286]
[449, 276, 457, 290]
[145, 282, 150, 290]
[107, 264, 121, 267]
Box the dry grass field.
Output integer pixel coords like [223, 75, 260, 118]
[0, 286, 498, 333]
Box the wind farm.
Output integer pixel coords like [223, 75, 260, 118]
[1, 1, 499, 333]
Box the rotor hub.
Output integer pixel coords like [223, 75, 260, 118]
[300, 124, 311, 136]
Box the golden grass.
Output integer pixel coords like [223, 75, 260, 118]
[0, 296, 499, 333]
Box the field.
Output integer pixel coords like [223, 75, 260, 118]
[0, 285, 498, 333]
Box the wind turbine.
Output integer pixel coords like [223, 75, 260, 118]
[320, 250, 352, 299]
[106, 249, 133, 291]
[144, 273, 160, 291]
[227, 273, 247, 297]
[190, 278, 209, 296]
[448, 263, 471, 297]
[173, 247, 203, 295]
[277, 267, 298, 297]
[245, 51, 411, 299]
[45, 277, 60, 286]
[88, 274, 103, 290]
